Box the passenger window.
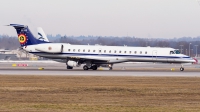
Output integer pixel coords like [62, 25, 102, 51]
[93, 50, 95, 52]
[114, 50, 117, 53]
[83, 49, 85, 52]
[104, 50, 106, 53]
[109, 50, 111, 53]
[145, 51, 147, 54]
[124, 51, 126, 53]
[99, 50, 101, 53]
[78, 49, 80, 52]
[68, 49, 70, 52]
[88, 49, 90, 52]
[119, 51, 121, 53]
[73, 49, 75, 52]
[129, 51, 131, 54]
[134, 51, 137, 54]
[140, 51, 142, 54]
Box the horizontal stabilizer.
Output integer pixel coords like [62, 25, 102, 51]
[7, 24, 27, 28]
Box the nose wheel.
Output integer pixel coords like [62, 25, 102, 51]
[180, 64, 184, 71]
[180, 67, 184, 71]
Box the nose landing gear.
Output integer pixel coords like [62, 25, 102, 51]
[180, 67, 184, 71]
[180, 65, 184, 71]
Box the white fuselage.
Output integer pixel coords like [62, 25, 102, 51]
[23, 43, 194, 64]
[22, 43, 195, 64]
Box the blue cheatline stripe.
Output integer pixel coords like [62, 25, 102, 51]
[30, 52, 191, 59]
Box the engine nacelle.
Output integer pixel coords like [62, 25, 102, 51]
[67, 61, 81, 67]
[35, 43, 63, 53]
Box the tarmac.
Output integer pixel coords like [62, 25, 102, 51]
[0, 62, 200, 76]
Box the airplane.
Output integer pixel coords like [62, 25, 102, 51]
[8, 24, 195, 71]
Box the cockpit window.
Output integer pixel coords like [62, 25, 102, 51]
[174, 50, 180, 54]
[170, 51, 175, 54]
[170, 50, 181, 54]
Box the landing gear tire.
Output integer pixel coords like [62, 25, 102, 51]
[83, 65, 88, 70]
[180, 67, 184, 71]
[67, 66, 73, 69]
[92, 65, 98, 70]
[109, 67, 113, 70]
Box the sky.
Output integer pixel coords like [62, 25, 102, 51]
[1, 0, 200, 38]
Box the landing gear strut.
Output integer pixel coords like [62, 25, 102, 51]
[109, 64, 113, 70]
[180, 65, 184, 71]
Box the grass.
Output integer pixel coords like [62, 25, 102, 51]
[0, 75, 200, 112]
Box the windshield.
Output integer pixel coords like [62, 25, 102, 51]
[170, 51, 175, 54]
[174, 50, 180, 54]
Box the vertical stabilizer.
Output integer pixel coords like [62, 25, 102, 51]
[8, 24, 49, 47]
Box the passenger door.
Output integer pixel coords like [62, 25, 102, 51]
[168, 51, 175, 62]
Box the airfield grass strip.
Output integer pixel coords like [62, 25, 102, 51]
[0, 75, 200, 112]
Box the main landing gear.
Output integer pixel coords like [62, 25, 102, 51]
[67, 65, 73, 69]
[83, 65, 98, 70]
[108, 64, 113, 70]
[180, 64, 184, 71]
[83, 64, 113, 70]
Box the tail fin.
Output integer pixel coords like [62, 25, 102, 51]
[8, 24, 49, 47]
[37, 27, 49, 42]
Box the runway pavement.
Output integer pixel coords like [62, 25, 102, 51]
[0, 69, 200, 77]
[0, 62, 200, 76]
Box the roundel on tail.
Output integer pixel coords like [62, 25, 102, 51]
[18, 34, 27, 44]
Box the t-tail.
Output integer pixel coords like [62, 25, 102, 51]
[8, 24, 49, 47]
